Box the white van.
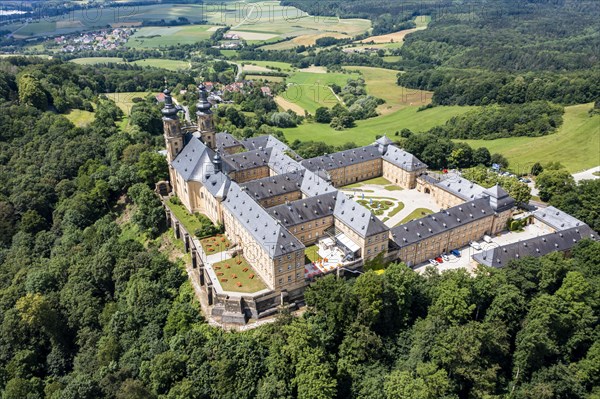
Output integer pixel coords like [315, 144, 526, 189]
[483, 235, 493, 243]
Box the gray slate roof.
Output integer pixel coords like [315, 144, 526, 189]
[533, 206, 587, 231]
[301, 145, 382, 171]
[484, 184, 515, 212]
[382, 145, 428, 171]
[216, 132, 243, 151]
[376, 135, 394, 145]
[334, 193, 389, 237]
[172, 136, 215, 182]
[268, 193, 337, 227]
[222, 182, 304, 257]
[172, 136, 232, 198]
[223, 147, 273, 172]
[473, 225, 597, 268]
[242, 135, 290, 154]
[390, 197, 494, 247]
[240, 170, 305, 201]
[434, 173, 487, 202]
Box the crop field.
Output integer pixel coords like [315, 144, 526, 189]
[70, 57, 125, 65]
[245, 74, 285, 82]
[129, 59, 190, 70]
[69, 57, 189, 70]
[459, 103, 600, 173]
[7, 4, 214, 38]
[7, 1, 370, 48]
[280, 70, 359, 114]
[127, 25, 217, 48]
[357, 15, 430, 44]
[239, 60, 294, 71]
[282, 105, 474, 145]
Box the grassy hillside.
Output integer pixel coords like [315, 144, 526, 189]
[344, 66, 432, 114]
[70, 58, 189, 71]
[459, 103, 600, 173]
[283, 105, 473, 145]
[127, 25, 216, 48]
[281, 71, 359, 114]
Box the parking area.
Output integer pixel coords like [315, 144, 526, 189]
[413, 223, 554, 274]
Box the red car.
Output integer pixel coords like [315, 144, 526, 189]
[435, 257, 443, 263]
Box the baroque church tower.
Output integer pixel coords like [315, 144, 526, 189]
[196, 84, 216, 150]
[161, 85, 183, 192]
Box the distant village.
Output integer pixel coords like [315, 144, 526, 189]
[55, 28, 134, 52]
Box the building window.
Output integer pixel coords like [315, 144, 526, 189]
[288, 275, 292, 283]
[279, 278, 283, 285]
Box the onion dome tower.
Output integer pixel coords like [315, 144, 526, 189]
[162, 84, 184, 166]
[196, 84, 215, 149]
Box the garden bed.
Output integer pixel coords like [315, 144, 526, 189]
[212, 255, 267, 293]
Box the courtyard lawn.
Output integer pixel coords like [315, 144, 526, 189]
[384, 185, 403, 191]
[387, 202, 405, 218]
[458, 103, 600, 173]
[212, 256, 267, 293]
[282, 105, 474, 146]
[357, 199, 394, 216]
[341, 176, 392, 188]
[397, 208, 434, 225]
[304, 245, 320, 264]
[199, 234, 231, 255]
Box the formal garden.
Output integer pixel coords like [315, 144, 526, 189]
[212, 255, 267, 293]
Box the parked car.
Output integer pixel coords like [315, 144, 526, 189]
[442, 253, 449, 261]
[428, 259, 438, 266]
[451, 249, 461, 257]
[483, 235, 493, 243]
[470, 241, 482, 250]
[435, 256, 443, 263]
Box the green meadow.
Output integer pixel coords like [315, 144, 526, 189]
[459, 103, 600, 173]
[70, 57, 189, 71]
[280, 71, 359, 113]
[282, 105, 474, 145]
[127, 25, 217, 48]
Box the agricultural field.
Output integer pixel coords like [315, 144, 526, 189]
[129, 59, 190, 70]
[246, 74, 285, 82]
[357, 15, 430, 44]
[6, 1, 371, 48]
[69, 57, 189, 70]
[459, 103, 600, 173]
[279, 70, 359, 114]
[282, 105, 474, 145]
[239, 60, 294, 71]
[126, 25, 217, 48]
[6, 4, 214, 38]
[70, 57, 125, 65]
